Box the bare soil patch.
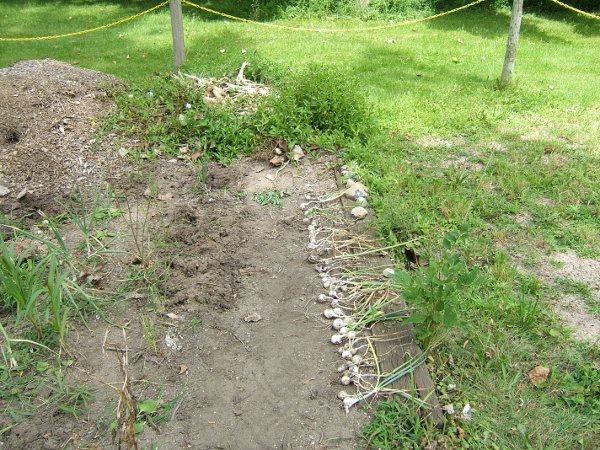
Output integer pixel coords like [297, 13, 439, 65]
[0, 60, 364, 449]
[537, 251, 600, 341]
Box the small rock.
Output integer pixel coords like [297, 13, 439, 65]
[0, 185, 10, 197]
[16, 188, 28, 200]
[118, 147, 128, 157]
[274, 147, 283, 155]
[270, 155, 285, 166]
[461, 403, 472, 420]
[356, 197, 368, 207]
[442, 404, 455, 415]
[143, 187, 152, 197]
[351, 207, 368, 220]
[382, 268, 395, 277]
[291, 145, 305, 161]
[447, 383, 457, 392]
[244, 312, 262, 323]
[165, 333, 182, 351]
[344, 180, 369, 200]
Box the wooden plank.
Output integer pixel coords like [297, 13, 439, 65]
[169, 0, 186, 71]
[333, 168, 443, 426]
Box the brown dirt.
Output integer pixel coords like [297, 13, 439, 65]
[0, 59, 131, 218]
[0, 61, 364, 449]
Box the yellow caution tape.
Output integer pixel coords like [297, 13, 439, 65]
[0, 1, 169, 42]
[182, 0, 488, 32]
[548, 0, 600, 20]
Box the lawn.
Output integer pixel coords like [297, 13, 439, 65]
[1, 0, 599, 448]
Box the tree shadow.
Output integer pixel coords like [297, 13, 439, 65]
[427, 9, 570, 44]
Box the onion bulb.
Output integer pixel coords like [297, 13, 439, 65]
[331, 334, 343, 345]
[332, 318, 345, 330]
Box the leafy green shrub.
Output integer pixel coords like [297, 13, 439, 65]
[278, 0, 433, 20]
[257, 65, 373, 144]
[393, 228, 481, 348]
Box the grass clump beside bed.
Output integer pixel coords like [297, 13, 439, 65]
[103, 64, 373, 162]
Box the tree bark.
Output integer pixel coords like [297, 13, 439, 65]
[501, 0, 523, 86]
[169, 0, 186, 72]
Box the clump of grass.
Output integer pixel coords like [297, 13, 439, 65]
[361, 395, 436, 449]
[0, 233, 98, 345]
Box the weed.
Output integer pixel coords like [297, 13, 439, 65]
[190, 317, 203, 331]
[257, 65, 373, 144]
[103, 74, 256, 162]
[134, 396, 181, 434]
[105, 65, 372, 163]
[58, 187, 121, 257]
[393, 228, 482, 349]
[252, 190, 284, 207]
[192, 153, 211, 194]
[0, 233, 97, 344]
[140, 314, 160, 353]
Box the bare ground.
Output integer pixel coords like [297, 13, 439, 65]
[536, 251, 600, 342]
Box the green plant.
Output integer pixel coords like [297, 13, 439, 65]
[257, 65, 373, 144]
[0, 234, 96, 344]
[361, 395, 438, 449]
[190, 316, 203, 331]
[140, 314, 159, 353]
[57, 187, 121, 257]
[133, 396, 180, 435]
[393, 228, 481, 349]
[253, 190, 284, 207]
[104, 74, 256, 162]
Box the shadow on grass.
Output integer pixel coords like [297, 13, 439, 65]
[427, 9, 571, 43]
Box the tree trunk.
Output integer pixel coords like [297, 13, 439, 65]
[500, 0, 523, 86]
[169, 0, 186, 72]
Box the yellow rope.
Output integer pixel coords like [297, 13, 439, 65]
[182, 0, 488, 33]
[548, 0, 600, 20]
[0, 1, 170, 42]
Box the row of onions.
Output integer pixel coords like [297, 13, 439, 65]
[301, 171, 429, 413]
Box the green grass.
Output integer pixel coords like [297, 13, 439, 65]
[2, 1, 600, 448]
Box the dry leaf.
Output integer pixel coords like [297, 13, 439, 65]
[457, 426, 465, 439]
[179, 364, 189, 375]
[269, 155, 285, 166]
[190, 152, 201, 162]
[528, 366, 549, 385]
[291, 144, 305, 162]
[166, 312, 184, 321]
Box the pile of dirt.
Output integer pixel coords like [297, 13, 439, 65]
[0, 59, 131, 217]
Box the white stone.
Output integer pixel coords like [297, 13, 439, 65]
[350, 207, 368, 220]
